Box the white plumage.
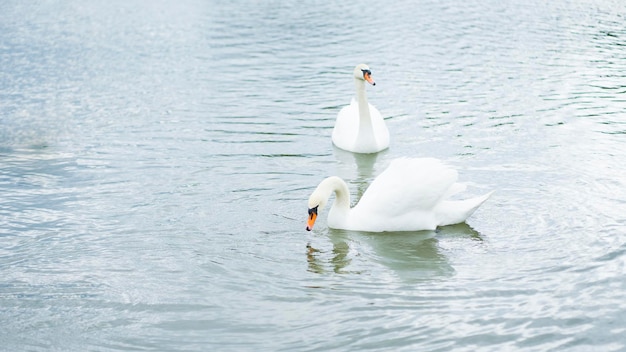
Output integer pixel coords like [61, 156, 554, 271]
[306, 158, 493, 232]
[332, 64, 389, 154]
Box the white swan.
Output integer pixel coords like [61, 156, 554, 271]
[332, 64, 390, 154]
[306, 158, 493, 232]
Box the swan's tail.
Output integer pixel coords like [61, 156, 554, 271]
[438, 191, 494, 227]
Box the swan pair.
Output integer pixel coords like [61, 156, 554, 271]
[306, 64, 492, 232]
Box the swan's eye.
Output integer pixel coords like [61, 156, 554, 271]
[361, 69, 372, 76]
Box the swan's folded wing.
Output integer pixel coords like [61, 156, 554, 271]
[355, 158, 459, 217]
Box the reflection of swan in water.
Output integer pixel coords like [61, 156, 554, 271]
[307, 230, 355, 275]
[358, 230, 453, 281]
[306, 224, 483, 282]
[436, 222, 484, 242]
[364, 223, 484, 282]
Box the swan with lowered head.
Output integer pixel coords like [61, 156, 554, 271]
[306, 158, 493, 232]
[332, 64, 390, 154]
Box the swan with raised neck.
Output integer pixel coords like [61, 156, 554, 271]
[331, 64, 390, 154]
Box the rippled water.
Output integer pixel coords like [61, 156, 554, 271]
[2, 0, 626, 351]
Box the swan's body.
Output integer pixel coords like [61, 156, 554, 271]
[306, 158, 493, 232]
[332, 64, 389, 154]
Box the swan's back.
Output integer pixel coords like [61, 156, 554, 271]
[349, 158, 486, 231]
[357, 158, 457, 215]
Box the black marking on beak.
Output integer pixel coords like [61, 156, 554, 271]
[361, 69, 372, 76]
[308, 205, 319, 219]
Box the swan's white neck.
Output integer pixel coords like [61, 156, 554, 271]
[354, 79, 375, 147]
[317, 176, 351, 223]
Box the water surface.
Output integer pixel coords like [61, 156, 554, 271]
[2, 0, 626, 351]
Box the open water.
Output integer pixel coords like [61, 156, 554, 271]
[1, 0, 626, 351]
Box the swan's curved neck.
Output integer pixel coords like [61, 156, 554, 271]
[354, 79, 375, 142]
[320, 176, 351, 214]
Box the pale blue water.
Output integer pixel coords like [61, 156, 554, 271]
[2, 0, 626, 351]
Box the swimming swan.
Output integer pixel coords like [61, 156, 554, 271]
[306, 158, 493, 232]
[332, 64, 390, 154]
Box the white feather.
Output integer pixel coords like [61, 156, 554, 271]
[332, 64, 389, 154]
[307, 158, 493, 232]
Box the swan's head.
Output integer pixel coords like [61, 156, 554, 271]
[306, 178, 336, 231]
[306, 176, 347, 231]
[353, 64, 376, 86]
[306, 193, 327, 231]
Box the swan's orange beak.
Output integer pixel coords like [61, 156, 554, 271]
[306, 206, 318, 231]
[363, 71, 376, 86]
